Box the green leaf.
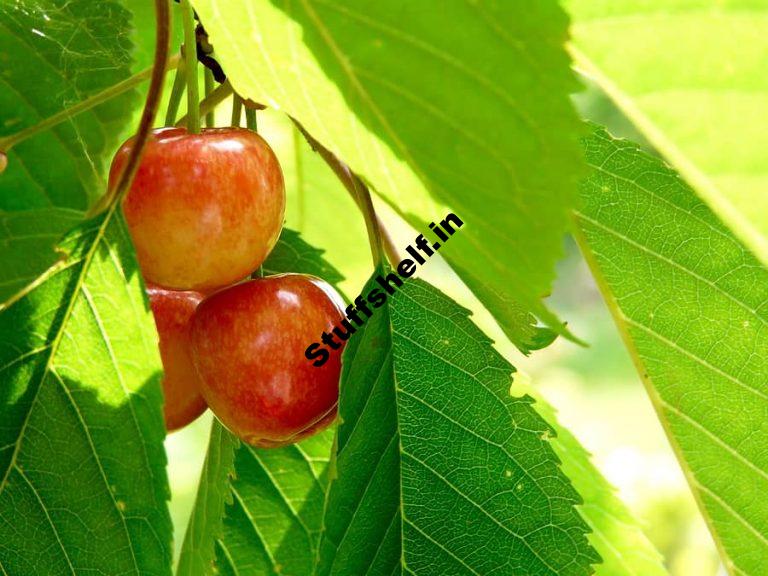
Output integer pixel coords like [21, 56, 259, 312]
[566, 0, 768, 266]
[176, 227, 343, 576]
[574, 127, 768, 575]
[177, 421, 239, 576]
[191, 0, 585, 351]
[0, 207, 172, 574]
[0, 0, 138, 211]
[216, 430, 334, 576]
[514, 377, 667, 576]
[262, 228, 344, 289]
[318, 273, 599, 575]
[0, 208, 83, 304]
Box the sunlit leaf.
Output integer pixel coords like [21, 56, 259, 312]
[567, 0, 768, 266]
[177, 421, 238, 576]
[191, 0, 585, 352]
[574, 127, 768, 575]
[515, 378, 667, 576]
[216, 430, 334, 576]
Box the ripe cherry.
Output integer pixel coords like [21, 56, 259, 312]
[190, 274, 346, 447]
[110, 127, 285, 291]
[147, 285, 207, 432]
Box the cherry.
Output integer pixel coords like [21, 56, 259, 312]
[190, 274, 346, 447]
[147, 284, 207, 431]
[110, 127, 285, 291]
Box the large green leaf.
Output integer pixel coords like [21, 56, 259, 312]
[191, 0, 585, 351]
[574, 127, 768, 575]
[318, 273, 599, 575]
[566, 0, 768, 266]
[176, 228, 342, 575]
[0, 205, 172, 574]
[515, 378, 667, 576]
[0, 208, 83, 303]
[0, 0, 138, 211]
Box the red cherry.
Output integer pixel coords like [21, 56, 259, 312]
[147, 285, 207, 432]
[111, 127, 285, 291]
[190, 274, 346, 447]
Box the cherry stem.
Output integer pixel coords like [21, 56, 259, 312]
[204, 68, 215, 127]
[231, 95, 243, 126]
[245, 108, 257, 132]
[0, 55, 179, 155]
[180, 0, 200, 134]
[164, 50, 186, 126]
[293, 120, 398, 267]
[175, 81, 232, 128]
[88, 0, 170, 216]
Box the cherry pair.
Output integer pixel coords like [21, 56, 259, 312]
[111, 127, 345, 447]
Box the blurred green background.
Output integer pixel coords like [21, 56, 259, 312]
[163, 86, 724, 575]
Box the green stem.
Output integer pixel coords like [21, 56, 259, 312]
[164, 51, 186, 126]
[231, 95, 243, 126]
[0, 55, 179, 153]
[204, 68, 215, 127]
[180, 0, 200, 134]
[175, 81, 233, 128]
[245, 108, 257, 131]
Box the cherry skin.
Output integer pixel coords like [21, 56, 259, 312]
[147, 285, 208, 432]
[190, 274, 346, 447]
[110, 127, 285, 291]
